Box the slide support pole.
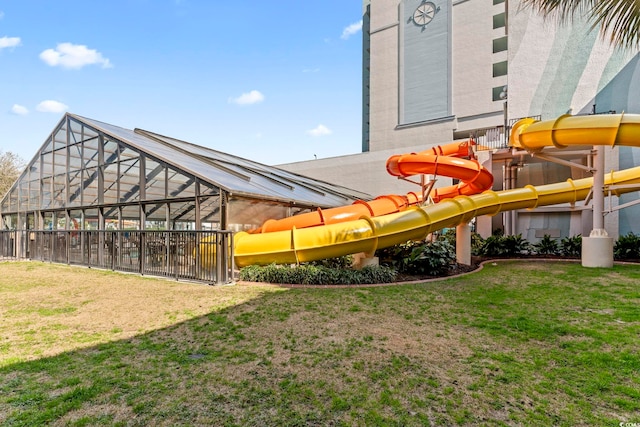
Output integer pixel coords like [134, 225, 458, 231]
[582, 145, 614, 267]
[456, 222, 471, 266]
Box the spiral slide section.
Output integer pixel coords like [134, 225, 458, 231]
[234, 114, 640, 267]
[253, 140, 489, 233]
[386, 140, 494, 202]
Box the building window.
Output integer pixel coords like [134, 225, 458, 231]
[492, 86, 507, 102]
[493, 61, 508, 77]
[493, 36, 507, 53]
[493, 12, 506, 29]
[493, 0, 505, 4]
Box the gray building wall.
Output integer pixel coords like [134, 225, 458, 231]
[280, 0, 640, 238]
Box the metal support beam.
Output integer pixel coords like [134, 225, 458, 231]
[532, 152, 594, 172]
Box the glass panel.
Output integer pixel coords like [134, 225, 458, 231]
[68, 142, 83, 170]
[0, 197, 8, 213]
[167, 168, 195, 198]
[103, 206, 119, 230]
[103, 161, 119, 205]
[68, 169, 83, 207]
[41, 152, 53, 176]
[198, 195, 221, 229]
[228, 198, 288, 232]
[42, 177, 53, 209]
[43, 212, 54, 230]
[170, 201, 196, 225]
[53, 146, 66, 208]
[493, 86, 507, 102]
[53, 150, 66, 176]
[83, 138, 99, 169]
[493, 36, 508, 53]
[4, 214, 17, 230]
[200, 181, 220, 196]
[18, 181, 28, 211]
[29, 180, 39, 210]
[84, 208, 99, 230]
[145, 203, 166, 229]
[121, 205, 140, 229]
[144, 159, 166, 200]
[103, 139, 119, 163]
[26, 212, 35, 230]
[9, 188, 18, 212]
[83, 167, 100, 206]
[29, 158, 40, 177]
[493, 12, 506, 29]
[53, 125, 67, 150]
[52, 173, 66, 208]
[493, 61, 508, 77]
[42, 138, 54, 154]
[119, 158, 140, 203]
[120, 145, 138, 162]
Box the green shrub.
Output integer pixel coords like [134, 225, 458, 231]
[304, 255, 353, 269]
[614, 232, 640, 260]
[559, 235, 581, 257]
[532, 234, 560, 256]
[479, 233, 531, 257]
[238, 263, 397, 285]
[377, 239, 455, 277]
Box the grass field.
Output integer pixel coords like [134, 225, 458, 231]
[0, 260, 639, 426]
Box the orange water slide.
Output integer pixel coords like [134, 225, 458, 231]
[386, 141, 494, 202]
[253, 140, 492, 233]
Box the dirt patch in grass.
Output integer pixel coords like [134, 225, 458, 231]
[0, 261, 281, 364]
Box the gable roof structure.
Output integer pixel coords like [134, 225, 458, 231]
[71, 114, 370, 205]
[0, 113, 371, 227]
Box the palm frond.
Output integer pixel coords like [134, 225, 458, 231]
[522, 0, 640, 49]
[591, 0, 640, 49]
[521, 0, 596, 22]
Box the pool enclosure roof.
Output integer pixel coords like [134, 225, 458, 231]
[1, 113, 371, 216]
[74, 114, 370, 205]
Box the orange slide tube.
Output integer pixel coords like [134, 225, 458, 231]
[385, 140, 493, 202]
[253, 140, 489, 233]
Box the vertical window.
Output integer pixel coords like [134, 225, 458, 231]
[493, 61, 508, 77]
[493, 36, 508, 53]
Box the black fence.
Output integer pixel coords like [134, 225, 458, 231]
[0, 230, 235, 285]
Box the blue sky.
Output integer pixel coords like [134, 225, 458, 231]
[0, 1, 364, 166]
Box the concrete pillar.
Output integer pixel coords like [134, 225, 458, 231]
[352, 252, 379, 269]
[456, 222, 471, 265]
[582, 145, 614, 268]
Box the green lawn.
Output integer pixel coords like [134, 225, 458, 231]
[0, 260, 639, 426]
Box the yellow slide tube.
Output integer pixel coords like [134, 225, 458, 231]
[234, 114, 640, 267]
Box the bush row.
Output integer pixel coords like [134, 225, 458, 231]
[238, 261, 397, 285]
[238, 231, 640, 285]
[450, 230, 640, 260]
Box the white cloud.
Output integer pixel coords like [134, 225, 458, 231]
[228, 90, 265, 106]
[341, 20, 363, 40]
[39, 42, 112, 69]
[0, 36, 21, 49]
[36, 100, 68, 113]
[307, 124, 332, 137]
[10, 104, 28, 115]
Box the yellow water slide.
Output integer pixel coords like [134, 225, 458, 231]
[234, 114, 640, 267]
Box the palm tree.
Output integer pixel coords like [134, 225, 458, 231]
[521, 0, 640, 49]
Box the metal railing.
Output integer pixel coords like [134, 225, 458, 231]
[0, 229, 235, 285]
[472, 115, 542, 151]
